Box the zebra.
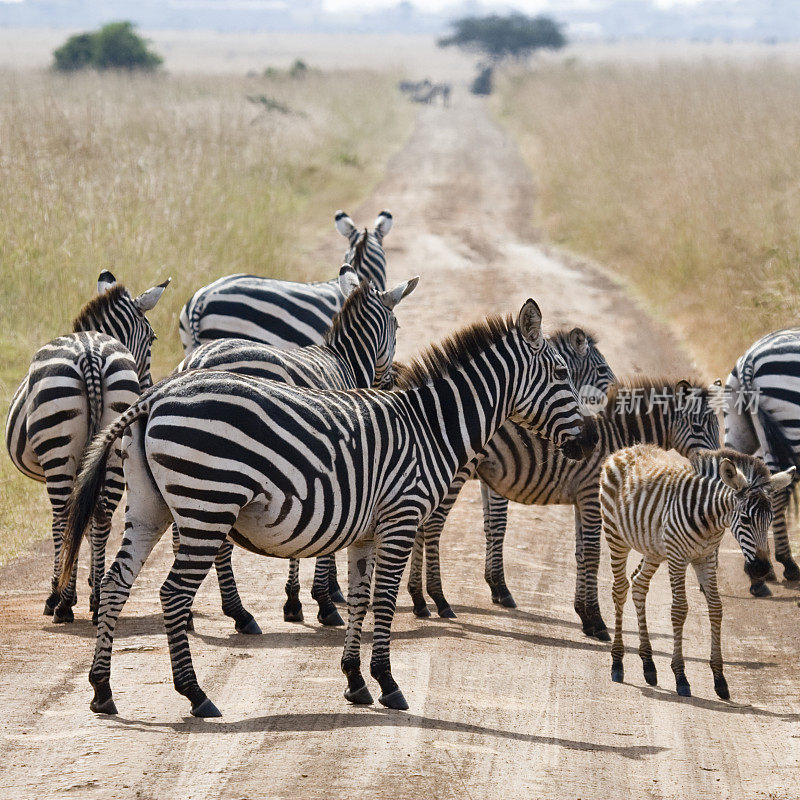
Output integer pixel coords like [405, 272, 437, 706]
[409, 377, 721, 639]
[177, 210, 392, 355]
[4, 270, 169, 623]
[724, 327, 800, 597]
[59, 299, 593, 718]
[174, 265, 419, 632]
[601, 444, 793, 698]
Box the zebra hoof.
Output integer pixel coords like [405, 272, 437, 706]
[329, 587, 346, 604]
[191, 698, 222, 718]
[90, 696, 118, 715]
[495, 592, 517, 609]
[781, 559, 800, 582]
[642, 659, 658, 686]
[595, 628, 611, 643]
[437, 606, 456, 619]
[611, 660, 624, 683]
[749, 582, 772, 598]
[675, 676, 691, 697]
[235, 615, 262, 635]
[413, 603, 431, 618]
[714, 676, 730, 700]
[344, 684, 374, 705]
[52, 605, 74, 624]
[318, 608, 345, 627]
[43, 596, 57, 616]
[283, 607, 304, 623]
[378, 688, 409, 710]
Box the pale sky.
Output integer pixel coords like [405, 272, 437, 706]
[320, 0, 715, 10]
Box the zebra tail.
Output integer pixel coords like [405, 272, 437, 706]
[57, 397, 151, 594]
[78, 349, 104, 439]
[757, 407, 800, 518]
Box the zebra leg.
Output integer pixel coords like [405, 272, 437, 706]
[284, 558, 303, 622]
[572, 505, 587, 631]
[578, 495, 609, 641]
[772, 487, 800, 581]
[607, 527, 629, 683]
[342, 539, 376, 705]
[160, 528, 226, 718]
[88, 513, 112, 626]
[407, 528, 430, 617]
[631, 556, 660, 686]
[369, 526, 417, 709]
[667, 557, 691, 697]
[312, 555, 344, 627]
[328, 555, 346, 604]
[215, 539, 261, 635]
[171, 522, 197, 631]
[482, 484, 516, 608]
[693, 554, 729, 700]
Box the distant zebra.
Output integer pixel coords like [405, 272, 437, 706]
[175, 265, 419, 632]
[406, 327, 613, 618]
[724, 328, 800, 596]
[60, 299, 591, 717]
[601, 445, 793, 698]
[5, 271, 169, 622]
[178, 210, 392, 355]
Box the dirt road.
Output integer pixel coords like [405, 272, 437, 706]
[1, 95, 799, 800]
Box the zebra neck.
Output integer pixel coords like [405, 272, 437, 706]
[689, 479, 734, 535]
[325, 329, 376, 388]
[602, 406, 675, 451]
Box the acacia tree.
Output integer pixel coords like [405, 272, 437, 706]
[53, 22, 162, 72]
[438, 13, 566, 64]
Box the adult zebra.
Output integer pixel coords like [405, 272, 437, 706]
[602, 445, 792, 697]
[178, 210, 392, 355]
[5, 270, 169, 622]
[724, 328, 800, 596]
[175, 265, 419, 632]
[60, 299, 594, 717]
[409, 378, 721, 641]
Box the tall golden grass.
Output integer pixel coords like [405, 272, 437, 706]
[0, 68, 414, 563]
[495, 60, 800, 377]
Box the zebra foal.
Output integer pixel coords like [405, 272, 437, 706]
[175, 265, 419, 631]
[5, 270, 169, 622]
[601, 444, 793, 698]
[59, 299, 590, 717]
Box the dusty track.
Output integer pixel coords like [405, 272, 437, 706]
[2, 96, 799, 800]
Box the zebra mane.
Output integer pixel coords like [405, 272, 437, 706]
[324, 278, 372, 344]
[690, 447, 772, 489]
[603, 376, 709, 419]
[349, 228, 370, 270]
[72, 285, 133, 332]
[392, 314, 516, 389]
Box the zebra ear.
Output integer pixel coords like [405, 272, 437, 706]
[569, 327, 588, 356]
[770, 466, 796, 492]
[97, 270, 117, 294]
[335, 210, 358, 240]
[720, 458, 748, 492]
[133, 277, 171, 312]
[518, 299, 543, 344]
[338, 264, 360, 298]
[379, 275, 419, 309]
[374, 210, 393, 240]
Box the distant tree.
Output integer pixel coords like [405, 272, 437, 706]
[52, 22, 162, 72]
[470, 65, 493, 96]
[438, 13, 566, 64]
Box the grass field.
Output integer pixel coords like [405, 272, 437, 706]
[495, 59, 800, 377]
[0, 67, 415, 564]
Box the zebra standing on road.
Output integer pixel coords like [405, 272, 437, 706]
[5, 271, 169, 622]
[60, 299, 592, 718]
[601, 444, 793, 698]
[724, 328, 800, 596]
[178, 210, 392, 354]
[409, 378, 720, 640]
[175, 265, 419, 632]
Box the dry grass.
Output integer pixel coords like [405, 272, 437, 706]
[495, 60, 800, 377]
[0, 68, 414, 564]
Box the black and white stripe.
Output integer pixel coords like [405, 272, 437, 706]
[601, 444, 793, 698]
[408, 378, 720, 642]
[60, 299, 589, 717]
[177, 210, 392, 354]
[724, 327, 800, 595]
[4, 271, 168, 621]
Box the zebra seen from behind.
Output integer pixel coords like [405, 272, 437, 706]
[175, 265, 419, 632]
[409, 378, 720, 641]
[601, 445, 793, 698]
[178, 210, 392, 355]
[4, 270, 169, 622]
[724, 327, 800, 596]
[60, 299, 592, 718]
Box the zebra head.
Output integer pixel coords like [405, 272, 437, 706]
[714, 452, 795, 578]
[73, 270, 170, 390]
[669, 380, 722, 456]
[549, 327, 616, 393]
[510, 300, 596, 461]
[327, 265, 418, 389]
[335, 210, 392, 290]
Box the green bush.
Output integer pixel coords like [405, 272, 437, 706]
[53, 22, 162, 72]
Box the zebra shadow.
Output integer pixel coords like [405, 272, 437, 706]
[43, 612, 168, 639]
[104, 708, 670, 760]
